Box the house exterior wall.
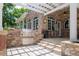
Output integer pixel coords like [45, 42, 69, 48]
[18, 7, 79, 38]
[46, 7, 70, 38]
[25, 11, 44, 34]
[24, 8, 70, 38]
[24, 11, 44, 42]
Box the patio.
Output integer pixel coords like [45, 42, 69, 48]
[7, 43, 60, 56]
[7, 38, 68, 56]
[0, 3, 79, 56]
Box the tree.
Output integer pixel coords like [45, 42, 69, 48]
[2, 3, 30, 29]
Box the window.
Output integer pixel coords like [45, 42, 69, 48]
[52, 21, 55, 31]
[27, 20, 31, 29]
[24, 20, 26, 29]
[33, 17, 39, 30]
[17, 23, 20, 29]
[48, 20, 51, 30]
[25, 19, 31, 29]
[26, 21, 27, 29]
[33, 20, 36, 30]
[36, 19, 38, 29]
[20, 21, 23, 29]
[28, 20, 31, 29]
[64, 20, 69, 29]
[48, 17, 55, 31]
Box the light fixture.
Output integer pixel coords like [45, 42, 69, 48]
[44, 19, 47, 23]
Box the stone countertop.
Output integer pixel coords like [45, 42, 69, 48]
[61, 40, 79, 56]
[0, 31, 8, 35]
[61, 40, 79, 46]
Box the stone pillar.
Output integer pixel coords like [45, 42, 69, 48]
[70, 3, 77, 41]
[0, 3, 3, 31]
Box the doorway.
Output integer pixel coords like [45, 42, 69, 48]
[43, 18, 61, 38]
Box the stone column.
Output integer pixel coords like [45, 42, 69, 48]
[0, 3, 3, 31]
[70, 3, 77, 41]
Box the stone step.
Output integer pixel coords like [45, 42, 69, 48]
[53, 47, 61, 55]
[38, 40, 61, 55]
[39, 40, 61, 48]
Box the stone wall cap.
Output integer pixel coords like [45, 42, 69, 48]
[61, 40, 79, 46]
[0, 31, 8, 35]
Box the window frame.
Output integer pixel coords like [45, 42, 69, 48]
[24, 19, 27, 29]
[47, 17, 56, 31]
[33, 17, 39, 30]
[64, 19, 69, 29]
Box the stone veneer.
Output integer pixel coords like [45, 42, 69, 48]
[7, 29, 22, 48]
[61, 41, 79, 56]
[22, 29, 43, 45]
[6, 28, 43, 48]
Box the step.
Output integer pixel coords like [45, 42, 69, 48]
[53, 47, 61, 55]
[38, 40, 61, 55]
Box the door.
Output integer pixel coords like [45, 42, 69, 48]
[55, 21, 61, 37]
[43, 19, 61, 38]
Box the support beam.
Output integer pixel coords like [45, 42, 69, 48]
[15, 4, 44, 14]
[44, 4, 69, 16]
[28, 4, 48, 12]
[39, 3, 54, 10]
[70, 3, 77, 41]
[0, 4, 3, 31]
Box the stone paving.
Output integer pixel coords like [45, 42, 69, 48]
[7, 44, 60, 56]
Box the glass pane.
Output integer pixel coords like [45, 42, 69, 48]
[28, 20, 31, 29]
[33, 18, 38, 30]
[24, 20, 26, 29]
[26, 22, 27, 29]
[48, 20, 51, 30]
[65, 20, 69, 29]
[29, 20, 31, 29]
[20, 21, 23, 29]
[33, 20, 35, 30]
[52, 21, 55, 31]
[36, 19, 38, 29]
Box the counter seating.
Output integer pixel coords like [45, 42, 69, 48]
[21, 29, 43, 45]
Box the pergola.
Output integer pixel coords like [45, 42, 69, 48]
[15, 3, 69, 23]
[15, 3, 69, 15]
[0, 3, 78, 42]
